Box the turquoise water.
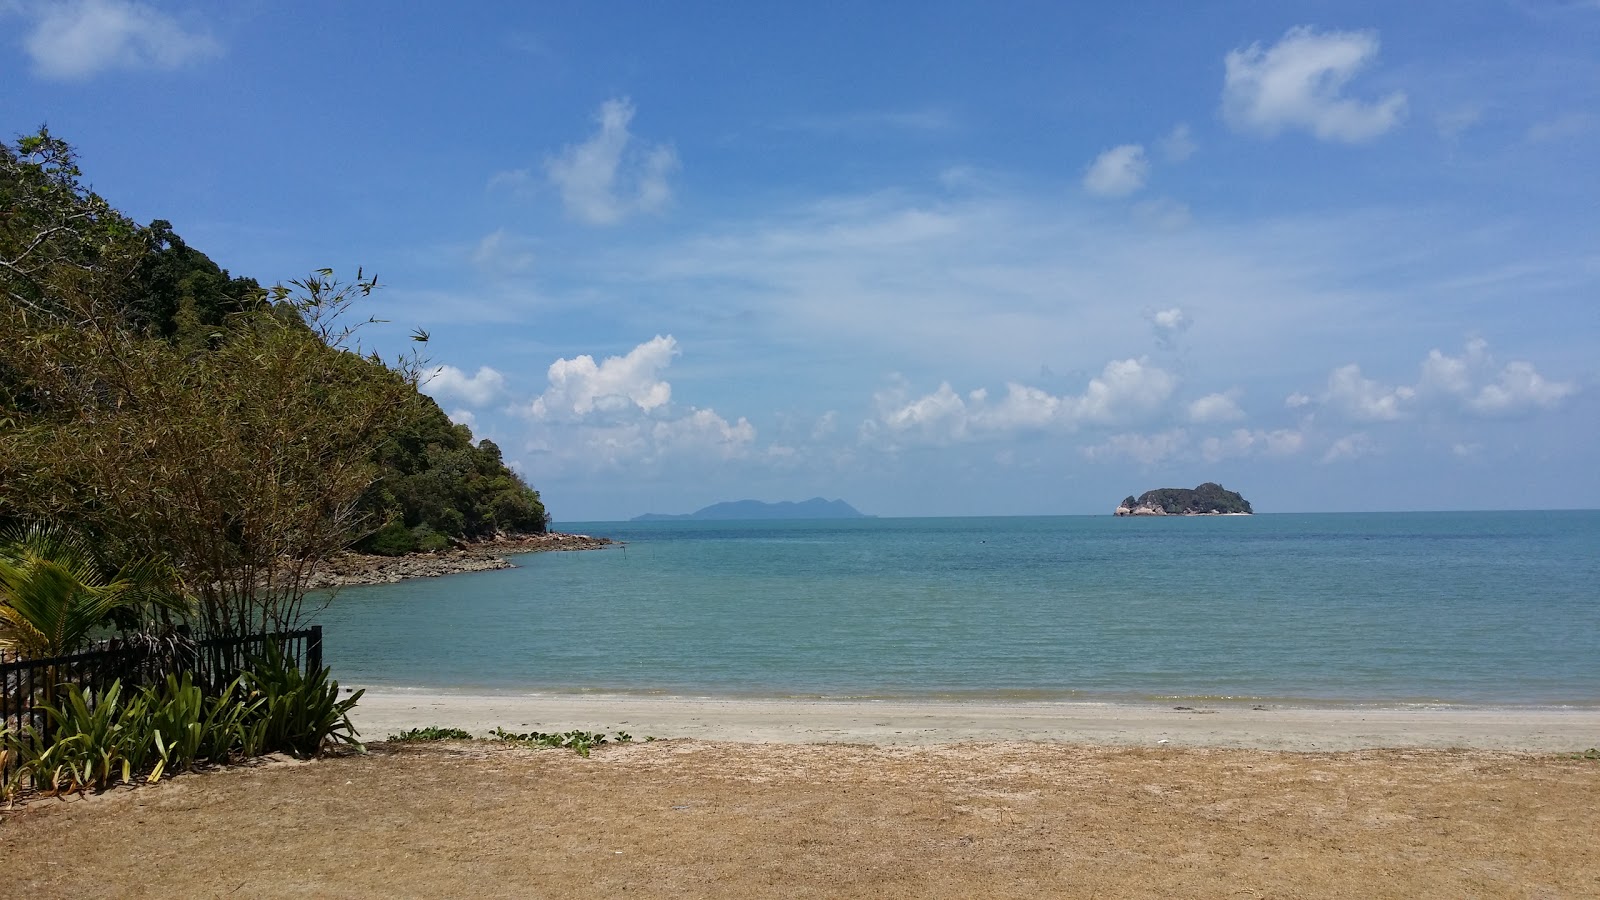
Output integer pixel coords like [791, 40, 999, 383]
[314, 512, 1600, 706]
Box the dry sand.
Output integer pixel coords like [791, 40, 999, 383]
[4, 739, 1598, 898]
[352, 690, 1600, 752]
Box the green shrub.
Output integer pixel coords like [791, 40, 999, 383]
[364, 520, 417, 556]
[410, 525, 450, 553]
[2, 643, 363, 798]
[240, 643, 363, 758]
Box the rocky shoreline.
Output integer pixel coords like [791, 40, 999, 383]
[306, 532, 617, 588]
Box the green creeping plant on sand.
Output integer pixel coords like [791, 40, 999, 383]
[387, 727, 474, 742]
[490, 727, 647, 758]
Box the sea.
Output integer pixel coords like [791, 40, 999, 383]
[313, 511, 1600, 707]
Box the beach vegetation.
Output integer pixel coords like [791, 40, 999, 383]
[490, 726, 638, 757]
[0, 647, 361, 800]
[388, 726, 475, 742]
[1, 128, 549, 641]
[0, 523, 185, 658]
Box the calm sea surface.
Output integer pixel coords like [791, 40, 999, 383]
[314, 512, 1600, 706]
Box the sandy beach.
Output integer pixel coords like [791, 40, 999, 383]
[352, 690, 1600, 752]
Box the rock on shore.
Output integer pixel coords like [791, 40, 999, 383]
[306, 532, 616, 588]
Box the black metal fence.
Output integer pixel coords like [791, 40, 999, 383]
[1, 626, 322, 740]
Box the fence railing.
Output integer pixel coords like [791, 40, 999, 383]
[1, 626, 323, 740]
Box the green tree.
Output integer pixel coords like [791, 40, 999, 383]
[0, 525, 179, 658]
[1, 132, 426, 637]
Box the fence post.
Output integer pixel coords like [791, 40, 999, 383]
[306, 625, 323, 676]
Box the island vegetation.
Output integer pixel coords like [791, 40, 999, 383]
[0, 129, 561, 796]
[1115, 483, 1253, 516]
[633, 497, 868, 521]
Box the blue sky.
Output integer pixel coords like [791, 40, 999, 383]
[4, 1, 1597, 520]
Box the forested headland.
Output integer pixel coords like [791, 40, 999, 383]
[1, 129, 548, 637]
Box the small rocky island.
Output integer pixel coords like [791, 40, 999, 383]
[1115, 483, 1253, 516]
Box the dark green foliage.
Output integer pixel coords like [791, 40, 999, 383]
[387, 726, 474, 742]
[126, 220, 265, 345]
[2, 129, 550, 576]
[411, 526, 451, 553]
[364, 520, 417, 557]
[1127, 483, 1253, 514]
[239, 642, 363, 759]
[0, 650, 360, 798]
[356, 395, 549, 550]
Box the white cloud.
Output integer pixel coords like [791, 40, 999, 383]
[1200, 428, 1306, 462]
[1160, 123, 1197, 162]
[652, 408, 757, 458]
[545, 98, 679, 225]
[516, 337, 757, 471]
[1151, 306, 1191, 334]
[1468, 361, 1576, 416]
[20, 0, 220, 80]
[1187, 391, 1246, 424]
[1285, 392, 1312, 409]
[1222, 26, 1407, 142]
[422, 365, 508, 408]
[1312, 339, 1577, 421]
[1322, 432, 1377, 463]
[1069, 358, 1177, 424]
[868, 357, 1177, 446]
[1323, 364, 1415, 421]
[1082, 429, 1188, 466]
[471, 229, 535, 274]
[447, 409, 478, 430]
[528, 335, 678, 419]
[1083, 144, 1149, 197]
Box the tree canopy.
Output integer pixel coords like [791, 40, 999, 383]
[0, 129, 547, 636]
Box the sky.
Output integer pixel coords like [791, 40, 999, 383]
[3, 1, 1597, 521]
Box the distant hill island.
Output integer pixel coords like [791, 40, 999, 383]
[633, 498, 869, 522]
[1115, 483, 1253, 516]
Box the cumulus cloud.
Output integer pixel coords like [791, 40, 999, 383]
[1082, 144, 1149, 197]
[867, 357, 1178, 446]
[1323, 364, 1416, 421]
[1187, 391, 1246, 424]
[1468, 362, 1576, 415]
[1200, 428, 1306, 462]
[544, 98, 679, 225]
[19, 0, 220, 80]
[1322, 432, 1377, 463]
[1151, 306, 1191, 334]
[1222, 26, 1407, 142]
[652, 408, 757, 456]
[518, 336, 757, 470]
[1309, 340, 1576, 422]
[422, 365, 508, 407]
[538, 407, 756, 471]
[1081, 429, 1188, 466]
[527, 335, 678, 419]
